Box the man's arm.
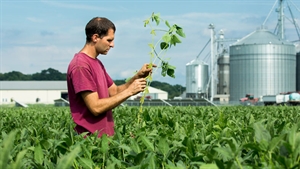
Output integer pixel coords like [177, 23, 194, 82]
[81, 78, 146, 116]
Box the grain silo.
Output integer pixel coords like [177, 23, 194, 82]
[229, 28, 296, 101]
[297, 52, 300, 91]
[185, 59, 209, 99]
[217, 50, 230, 95]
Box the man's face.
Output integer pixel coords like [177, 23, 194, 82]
[96, 28, 115, 55]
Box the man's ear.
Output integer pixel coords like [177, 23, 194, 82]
[92, 34, 98, 43]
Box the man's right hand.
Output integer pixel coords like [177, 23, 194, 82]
[136, 63, 157, 78]
[128, 78, 147, 96]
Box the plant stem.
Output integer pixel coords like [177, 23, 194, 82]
[235, 157, 243, 169]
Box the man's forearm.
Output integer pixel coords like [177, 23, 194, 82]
[82, 89, 133, 116]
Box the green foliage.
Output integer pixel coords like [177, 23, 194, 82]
[32, 68, 66, 80]
[0, 71, 31, 80]
[143, 12, 185, 79]
[113, 79, 127, 86]
[0, 68, 66, 81]
[139, 12, 185, 113]
[1, 106, 300, 168]
[0, 107, 300, 168]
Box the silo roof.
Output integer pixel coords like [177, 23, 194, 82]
[186, 59, 208, 66]
[232, 28, 294, 46]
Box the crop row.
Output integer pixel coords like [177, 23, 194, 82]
[0, 106, 300, 169]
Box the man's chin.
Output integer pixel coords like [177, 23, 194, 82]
[100, 52, 108, 55]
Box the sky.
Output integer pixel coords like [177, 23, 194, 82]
[1, 0, 300, 86]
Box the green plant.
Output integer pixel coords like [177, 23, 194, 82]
[1, 106, 300, 168]
[139, 12, 186, 115]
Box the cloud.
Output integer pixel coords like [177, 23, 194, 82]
[40, 0, 119, 12]
[1, 45, 78, 74]
[26, 17, 44, 23]
[40, 30, 55, 36]
[2, 2, 300, 86]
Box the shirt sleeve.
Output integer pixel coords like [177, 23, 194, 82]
[71, 66, 97, 94]
[98, 60, 114, 88]
[105, 71, 114, 88]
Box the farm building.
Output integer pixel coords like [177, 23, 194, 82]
[0, 81, 68, 105]
[0, 81, 168, 105]
[128, 86, 168, 100]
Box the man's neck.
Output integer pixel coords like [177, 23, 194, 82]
[79, 44, 98, 59]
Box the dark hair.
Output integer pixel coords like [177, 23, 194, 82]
[85, 17, 116, 42]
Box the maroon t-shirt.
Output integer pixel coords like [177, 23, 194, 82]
[67, 53, 114, 137]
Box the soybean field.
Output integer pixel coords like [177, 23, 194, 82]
[0, 106, 300, 169]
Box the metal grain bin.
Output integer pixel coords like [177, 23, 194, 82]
[297, 52, 300, 91]
[229, 28, 296, 101]
[186, 59, 209, 98]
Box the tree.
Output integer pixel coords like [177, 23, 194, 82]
[0, 68, 66, 81]
[32, 68, 66, 80]
[1, 71, 30, 80]
[114, 79, 126, 86]
[150, 81, 185, 99]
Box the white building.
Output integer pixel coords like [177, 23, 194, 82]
[128, 86, 168, 100]
[0, 81, 168, 105]
[0, 81, 68, 105]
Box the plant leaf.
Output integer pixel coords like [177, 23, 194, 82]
[162, 33, 171, 43]
[150, 29, 156, 36]
[167, 64, 176, 78]
[165, 20, 171, 28]
[176, 28, 185, 38]
[100, 134, 109, 154]
[158, 137, 170, 159]
[77, 157, 94, 169]
[0, 130, 17, 169]
[34, 144, 44, 165]
[134, 151, 146, 165]
[56, 146, 81, 169]
[160, 42, 169, 50]
[140, 136, 154, 152]
[253, 121, 271, 143]
[214, 147, 234, 160]
[143, 19, 150, 27]
[171, 34, 181, 46]
[153, 13, 160, 25]
[11, 149, 28, 169]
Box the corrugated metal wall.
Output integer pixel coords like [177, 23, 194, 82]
[186, 59, 209, 98]
[230, 43, 296, 101]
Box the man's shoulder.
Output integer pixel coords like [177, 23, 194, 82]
[70, 53, 90, 65]
[68, 53, 91, 72]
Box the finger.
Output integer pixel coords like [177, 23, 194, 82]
[151, 64, 157, 68]
[146, 63, 157, 68]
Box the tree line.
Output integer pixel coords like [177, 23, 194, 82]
[0, 68, 66, 81]
[0, 68, 185, 99]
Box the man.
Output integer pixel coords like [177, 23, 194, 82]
[67, 17, 154, 137]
